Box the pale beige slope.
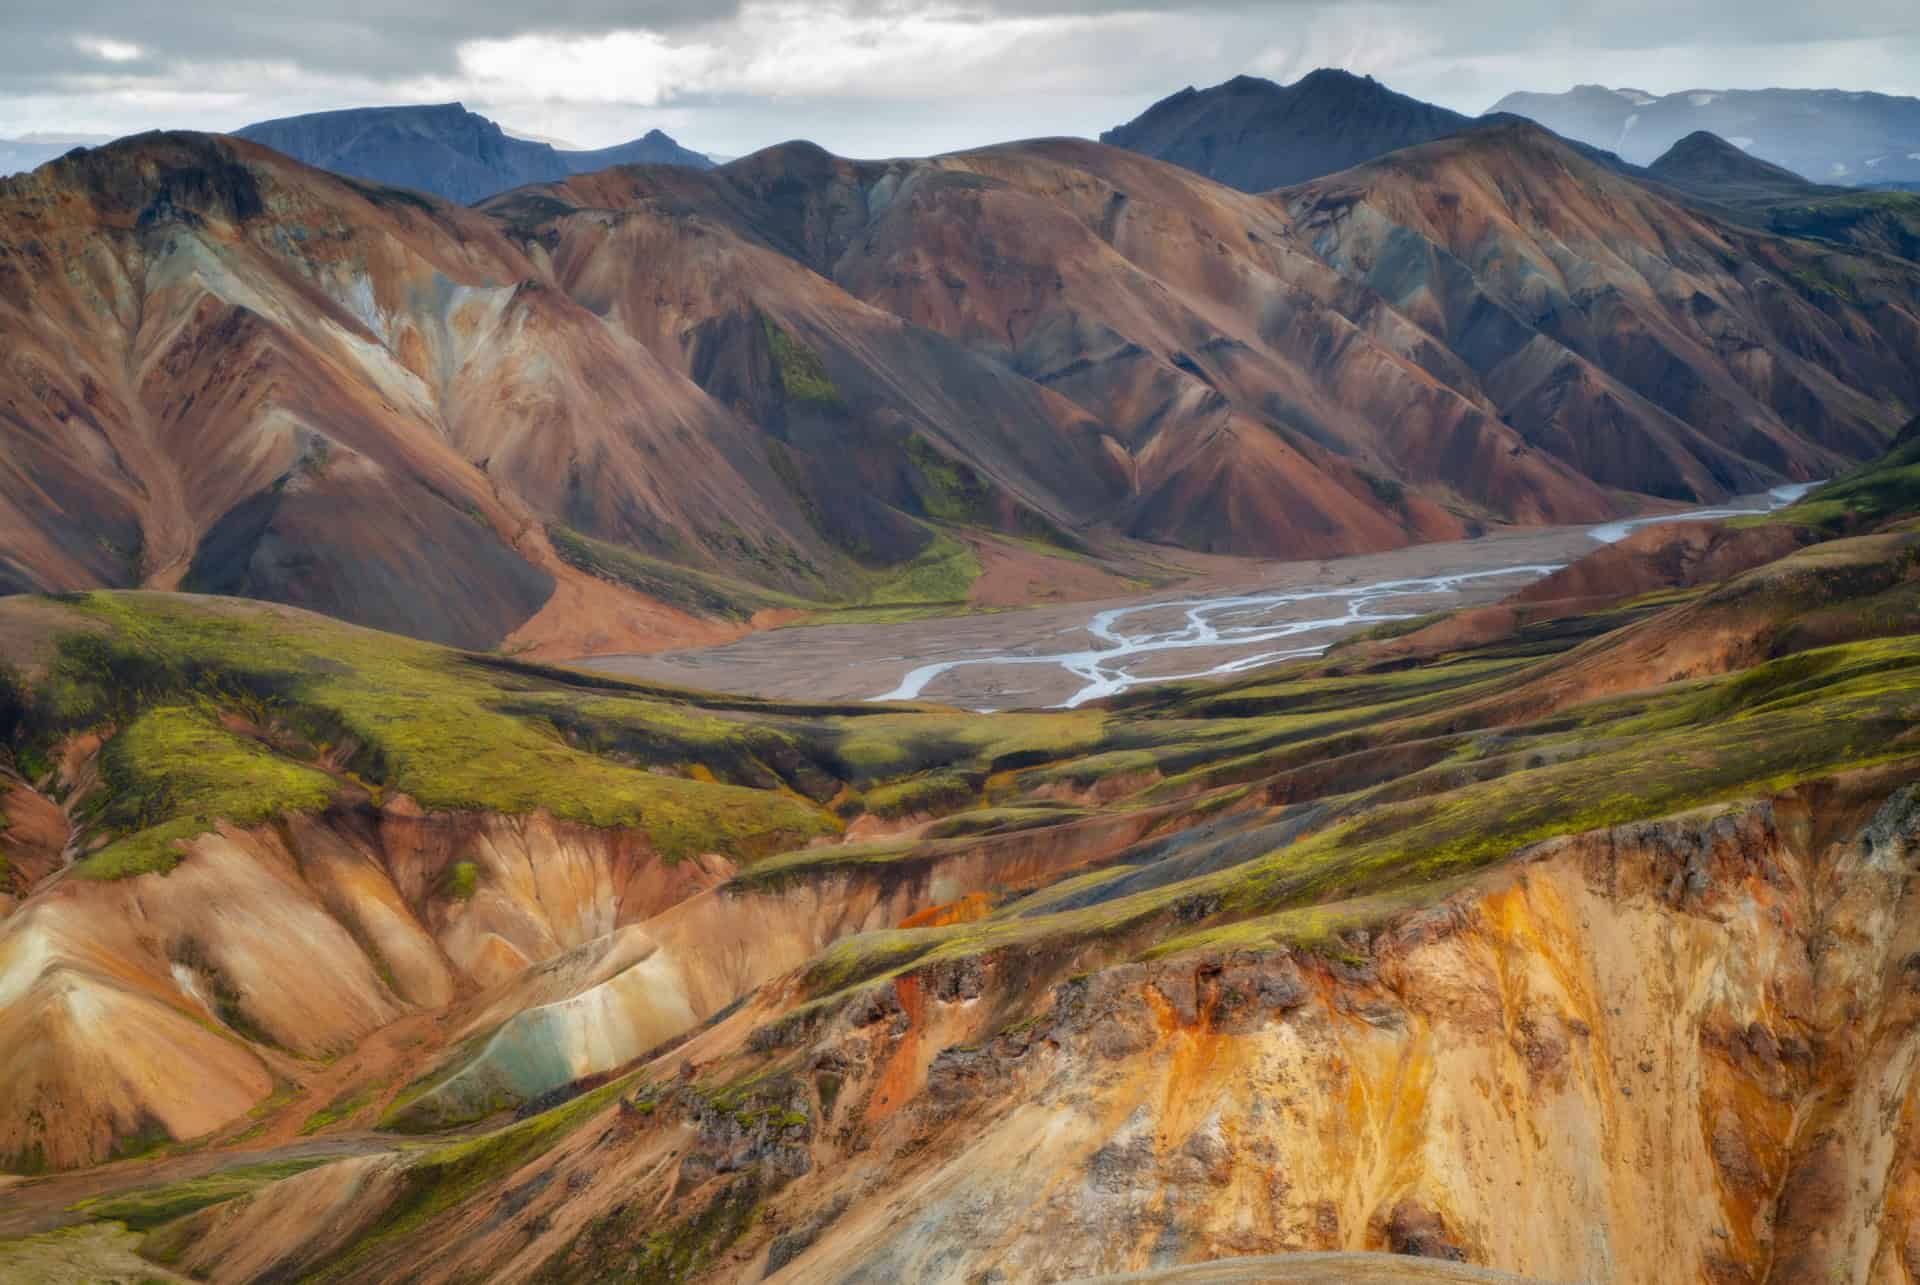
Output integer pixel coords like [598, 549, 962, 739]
[0, 803, 738, 1169]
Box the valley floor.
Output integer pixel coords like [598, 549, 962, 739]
[580, 503, 1775, 710]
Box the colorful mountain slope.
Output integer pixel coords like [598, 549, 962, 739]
[4, 119, 1920, 655]
[6, 433, 1920, 1279]
[1281, 120, 1920, 500]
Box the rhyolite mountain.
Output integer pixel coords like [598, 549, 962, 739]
[1489, 84, 1920, 186]
[2, 118, 1919, 655]
[1277, 117, 1919, 497]
[9, 439, 1920, 1279]
[1100, 68, 1474, 192]
[235, 102, 711, 203]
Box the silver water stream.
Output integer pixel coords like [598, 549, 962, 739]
[871, 484, 1819, 709]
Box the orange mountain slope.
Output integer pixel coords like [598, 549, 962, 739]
[4, 125, 1918, 650]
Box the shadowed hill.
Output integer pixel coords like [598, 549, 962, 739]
[1101, 69, 1473, 193]
[1640, 131, 1920, 263]
[235, 102, 711, 204]
[1648, 129, 1820, 201]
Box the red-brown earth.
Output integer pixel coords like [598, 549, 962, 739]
[4, 123, 1917, 657]
[6, 462, 1920, 1280]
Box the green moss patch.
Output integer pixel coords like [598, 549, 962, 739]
[302, 1074, 636, 1284]
[71, 1156, 337, 1231]
[547, 524, 814, 620]
[791, 630, 1920, 1004]
[763, 315, 844, 409]
[906, 434, 994, 524]
[863, 770, 979, 819]
[299, 1082, 382, 1136]
[78, 705, 337, 879]
[28, 594, 837, 869]
[1733, 419, 1920, 534]
[860, 530, 981, 607]
[445, 860, 479, 901]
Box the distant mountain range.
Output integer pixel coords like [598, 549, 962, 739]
[0, 133, 113, 177]
[1098, 73, 1920, 266]
[1488, 85, 1920, 186]
[234, 102, 711, 204]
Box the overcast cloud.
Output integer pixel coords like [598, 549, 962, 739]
[1, 0, 1916, 157]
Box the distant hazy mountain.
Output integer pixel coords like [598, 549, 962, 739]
[499, 125, 586, 150]
[1488, 85, 1920, 185]
[0, 133, 113, 177]
[235, 102, 711, 204]
[1641, 130, 1920, 264]
[1099, 68, 1473, 191]
[1647, 129, 1821, 202]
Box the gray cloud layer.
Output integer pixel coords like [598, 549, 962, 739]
[2, 2, 741, 82]
[2, 0, 1915, 158]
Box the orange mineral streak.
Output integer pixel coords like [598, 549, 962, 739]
[865, 974, 927, 1126]
[898, 892, 994, 929]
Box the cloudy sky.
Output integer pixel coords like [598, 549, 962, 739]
[3, 1, 1917, 157]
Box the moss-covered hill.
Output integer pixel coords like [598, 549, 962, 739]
[8, 475, 1920, 910]
[0, 590, 1255, 881]
[10, 441, 1920, 1278]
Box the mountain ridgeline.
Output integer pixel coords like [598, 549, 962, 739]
[0, 134, 111, 178]
[2, 95, 1919, 655]
[234, 102, 712, 204]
